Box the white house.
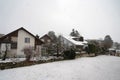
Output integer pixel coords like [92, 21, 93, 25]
[0, 27, 43, 58]
[60, 35, 88, 51]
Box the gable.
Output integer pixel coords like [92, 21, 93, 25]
[61, 35, 87, 46]
[0, 27, 43, 44]
[40, 34, 52, 43]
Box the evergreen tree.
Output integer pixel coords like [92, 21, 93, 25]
[70, 29, 76, 36]
[48, 31, 57, 43]
[103, 35, 113, 49]
[70, 29, 80, 37]
[75, 30, 80, 37]
[36, 34, 39, 38]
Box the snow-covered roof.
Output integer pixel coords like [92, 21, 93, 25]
[109, 48, 116, 51]
[62, 35, 87, 46]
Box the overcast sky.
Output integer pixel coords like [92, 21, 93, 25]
[0, 0, 120, 42]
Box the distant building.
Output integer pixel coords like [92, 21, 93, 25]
[40, 34, 52, 43]
[0, 34, 4, 38]
[40, 34, 53, 55]
[112, 42, 120, 50]
[0, 27, 43, 58]
[109, 42, 120, 55]
[60, 35, 88, 52]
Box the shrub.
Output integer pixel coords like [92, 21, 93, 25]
[23, 46, 34, 61]
[63, 49, 76, 59]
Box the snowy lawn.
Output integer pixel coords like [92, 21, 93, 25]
[0, 55, 120, 80]
[0, 56, 63, 63]
[0, 58, 26, 63]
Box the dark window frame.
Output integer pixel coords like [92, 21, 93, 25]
[11, 42, 17, 49]
[25, 37, 30, 43]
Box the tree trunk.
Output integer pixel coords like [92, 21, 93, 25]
[2, 44, 8, 61]
[2, 50, 7, 61]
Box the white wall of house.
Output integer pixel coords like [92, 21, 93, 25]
[9, 49, 17, 57]
[60, 36, 74, 50]
[17, 30, 35, 57]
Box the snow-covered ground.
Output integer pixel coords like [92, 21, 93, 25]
[0, 56, 63, 63]
[0, 58, 26, 63]
[0, 55, 120, 80]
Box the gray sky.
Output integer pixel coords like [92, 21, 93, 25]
[0, 0, 120, 42]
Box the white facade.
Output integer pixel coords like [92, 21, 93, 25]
[17, 30, 35, 57]
[0, 28, 42, 58]
[60, 35, 88, 50]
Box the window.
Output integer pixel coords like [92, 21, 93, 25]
[11, 42, 17, 49]
[25, 38, 30, 43]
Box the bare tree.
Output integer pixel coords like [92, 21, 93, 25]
[23, 46, 34, 61]
[2, 44, 10, 60]
[103, 35, 113, 50]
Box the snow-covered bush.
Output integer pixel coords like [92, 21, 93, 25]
[23, 46, 34, 61]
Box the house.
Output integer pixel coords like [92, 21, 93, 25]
[0, 34, 4, 38]
[0, 27, 43, 58]
[108, 42, 120, 56]
[40, 34, 52, 43]
[60, 35, 88, 52]
[40, 34, 53, 55]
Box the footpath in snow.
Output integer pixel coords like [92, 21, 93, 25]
[0, 55, 120, 80]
